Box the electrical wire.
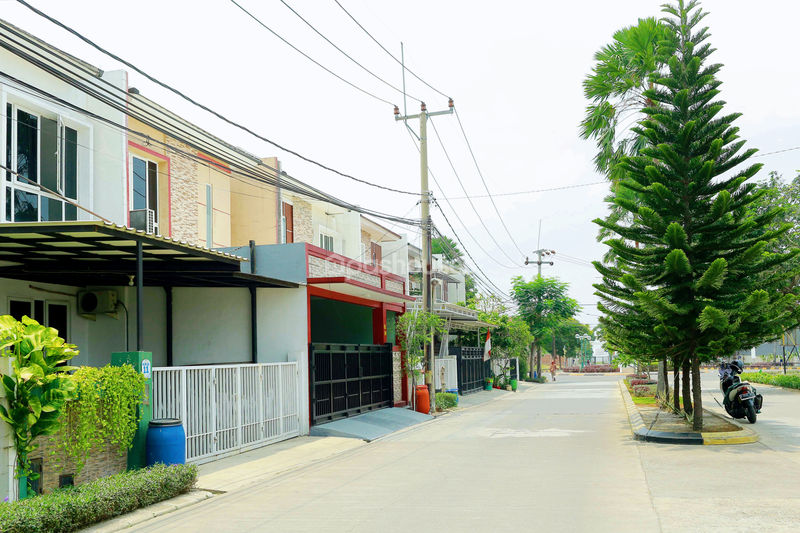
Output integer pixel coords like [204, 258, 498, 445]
[453, 107, 526, 259]
[403, 127, 521, 270]
[429, 117, 521, 265]
[0, 68, 420, 228]
[431, 199, 511, 299]
[15, 0, 420, 197]
[279, 0, 421, 102]
[332, 0, 450, 100]
[442, 181, 607, 200]
[0, 24, 419, 225]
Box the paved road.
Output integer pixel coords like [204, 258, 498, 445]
[128, 374, 800, 532]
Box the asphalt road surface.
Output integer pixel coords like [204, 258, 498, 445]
[128, 373, 800, 532]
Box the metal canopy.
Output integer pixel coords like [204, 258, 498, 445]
[0, 222, 298, 288]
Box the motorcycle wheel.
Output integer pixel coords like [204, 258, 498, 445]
[745, 399, 757, 424]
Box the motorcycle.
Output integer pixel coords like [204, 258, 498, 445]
[719, 361, 763, 424]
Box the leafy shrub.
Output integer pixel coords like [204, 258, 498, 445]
[741, 372, 800, 390]
[629, 379, 657, 386]
[633, 384, 657, 397]
[0, 463, 197, 533]
[435, 392, 457, 410]
[626, 373, 650, 380]
[563, 365, 619, 373]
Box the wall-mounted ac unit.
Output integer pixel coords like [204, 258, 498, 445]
[77, 290, 118, 315]
[130, 208, 155, 234]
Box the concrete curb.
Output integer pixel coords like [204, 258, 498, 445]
[81, 489, 213, 532]
[618, 381, 757, 445]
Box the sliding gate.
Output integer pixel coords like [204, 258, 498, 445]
[451, 346, 486, 394]
[310, 343, 393, 425]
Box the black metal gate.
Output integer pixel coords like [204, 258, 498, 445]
[310, 343, 393, 425]
[451, 346, 485, 395]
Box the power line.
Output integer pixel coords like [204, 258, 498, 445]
[0, 68, 419, 228]
[453, 107, 526, 259]
[332, 0, 450, 100]
[754, 146, 800, 158]
[404, 128, 521, 270]
[230, 0, 395, 107]
[16, 0, 420, 197]
[431, 199, 510, 299]
[0, 21, 421, 227]
[431, 225, 506, 302]
[443, 181, 607, 200]
[428, 117, 520, 265]
[279, 0, 421, 102]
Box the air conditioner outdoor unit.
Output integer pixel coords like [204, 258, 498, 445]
[129, 208, 155, 234]
[77, 290, 118, 315]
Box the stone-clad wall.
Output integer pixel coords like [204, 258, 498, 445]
[293, 198, 313, 244]
[393, 349, 402, 405]
[28, 436, 126, 494]
[308, 256, 381, 287]
[167, 138, 199, 245]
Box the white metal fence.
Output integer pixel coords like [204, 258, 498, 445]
[152, 362, 300, 463]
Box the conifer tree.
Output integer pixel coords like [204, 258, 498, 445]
[593, 0, 800, 430]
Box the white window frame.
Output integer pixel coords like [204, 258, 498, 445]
[2, 86, 91, 223]
[128, 154, 160, 234]
[319, 232, 334, 252]
[5, 297, 70, 340]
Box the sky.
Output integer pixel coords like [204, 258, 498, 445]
[4, 0, 799, 328]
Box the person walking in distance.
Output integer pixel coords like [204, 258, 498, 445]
[550, 359, 557, 382]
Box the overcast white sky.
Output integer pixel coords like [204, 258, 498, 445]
[5, 0, 799, 327]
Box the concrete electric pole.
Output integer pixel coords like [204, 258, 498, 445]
[395, 99, 453, 414]
[525, 249, 556, 277]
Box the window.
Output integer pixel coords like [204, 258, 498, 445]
[319, 233, 334, 252]
[3, 101, 79, 222]
[281, 202, 293, 243]
[131, 156, 159, 232]
[8, 298, 69, 340]
[29, 458, 43, 496]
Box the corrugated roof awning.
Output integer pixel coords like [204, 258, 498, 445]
[0, 222, 298, 288]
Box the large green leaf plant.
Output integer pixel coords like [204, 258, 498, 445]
[0, 315, 78, 491]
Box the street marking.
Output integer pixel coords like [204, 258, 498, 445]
[482, 428, 589, 439]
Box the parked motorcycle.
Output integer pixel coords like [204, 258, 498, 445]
[719, 360, 763, 423]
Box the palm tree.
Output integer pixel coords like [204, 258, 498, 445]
[581, 17, 676, 247]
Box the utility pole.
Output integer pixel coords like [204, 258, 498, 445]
[525, 249, 556, 277]
[396, 99, 454, 414]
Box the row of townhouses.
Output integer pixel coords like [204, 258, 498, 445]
[0, 19, 490, 497]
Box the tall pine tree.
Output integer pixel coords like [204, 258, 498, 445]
[593, 0, 800, 430]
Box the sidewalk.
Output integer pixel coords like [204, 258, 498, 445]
[85, 387, 510, 532]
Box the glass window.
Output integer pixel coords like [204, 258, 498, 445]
[63, 126, 77, 200]
[13, 188, 38, 222]
[132, 156, 147, 210]
[41, 196, 63, 221]
[40, 117, 58, 191]
[9, 299, 32, 321]
[16, 109, 38, 184]
[4, 187, 9, 222]
[47, 303, 68, 340]
[4, 103, 10, 181]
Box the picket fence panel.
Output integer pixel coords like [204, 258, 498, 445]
[152, 362, 300, 463]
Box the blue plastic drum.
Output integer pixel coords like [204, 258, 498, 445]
[445, 388, 459, 403]
[146, 418, 186, 466]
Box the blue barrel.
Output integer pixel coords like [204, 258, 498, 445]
[146, 418, 186, 466]
[445, 388, 459, 404]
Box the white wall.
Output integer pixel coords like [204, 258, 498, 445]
[172, 287, 250, 365]
[256, 287, 308, 363]
[311, 202, 360, 258]
[379, 235, 409, 279]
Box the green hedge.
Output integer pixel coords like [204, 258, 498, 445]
[0, 463, 197, 533]
[435, 392, 458, 410]
[741, 372, 800, 390]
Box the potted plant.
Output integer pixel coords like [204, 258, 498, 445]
[484, 377, 493, 390]
[510, 378, 518, 392]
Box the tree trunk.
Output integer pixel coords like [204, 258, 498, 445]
[529, 343, 535, 380]
[682, 358, 693, 416]
[657, 356, 669, 404]
[691, 356, 703, 431]
[536, 343, 542, 379]
[673, 361, 681, 412]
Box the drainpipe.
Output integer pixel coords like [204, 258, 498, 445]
[249, 239, 258, 364]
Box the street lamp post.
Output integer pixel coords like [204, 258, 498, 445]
[575, 334, 591, 370]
